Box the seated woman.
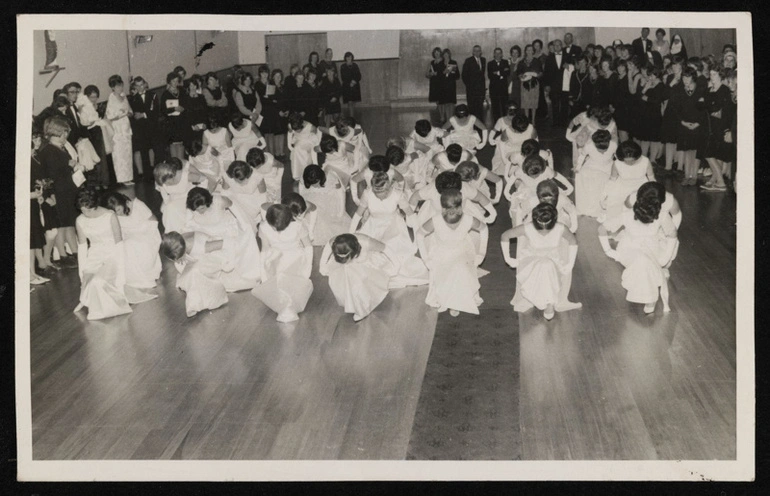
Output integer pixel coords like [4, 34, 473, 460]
[317, 132, 356, 189]
[229, 113, 266, 161]
[183, 187, 262, 291]
[102, 191, 162, 290]
[489, 110, 537, 175]
[153, 158, 210, 234]
[442, 104, 488, 153]
[319, 233, 400, 322]
[220, 160, 268, 234]
[298, 164, 350, 246]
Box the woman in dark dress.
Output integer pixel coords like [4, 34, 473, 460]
[202, 72, 229, 125]
[700, 66, 734, 192]
[303, 51, 321, 78]
[319, 65, 343, 127]
[660, 56, 684, 175]
[30, 131, 50, 284]
[289, 72, 319, 126]
[181, 77, 208, 148]
[508, 45, 523, 109]
[435, 48, 460, 124]
[254, 65, 281, 156]
[612, 59, 632, 141]
[160, 72, 186, 161]
[340, 51, 362, 120]
[233, 71, 262, 124]
[626, 57, 644, 141]
[38, 115, 81, 266]
[674, 66, 707, 186]
[128, 76, 159, 180]
[304, 71, 322, 126]
[426, 47, 443, 107]
[636, 65, 665, 163]
[271, 69, 289, 158]
[569, 55, 592, 119]
[592, 58, 616, 109]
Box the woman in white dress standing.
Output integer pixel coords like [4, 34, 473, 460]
[251, 204, 314, 322]
[102, 191, 162, 290]
[350, 171, 429, 288]
[421, 188, 484, 317]
[105, 75, 134, 186]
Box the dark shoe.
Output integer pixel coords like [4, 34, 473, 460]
[59, 256, 78, 269]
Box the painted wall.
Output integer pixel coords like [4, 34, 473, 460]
[238, 31, 268, 65]
[33, 30, 130, 114]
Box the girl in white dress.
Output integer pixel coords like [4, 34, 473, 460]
[430, 143, 478, 177]
[287, 113, 320, 181]
[153, 158, 211, 234]
[599, 193, 678, 314]
[489, 111, 537, 175]
[385, 143, 426, 195]
[422, 189, 485, 317]
[246, 147, 283, 204]
[503, 139, 554, 180]
[279, 193, 318, 245]
[74, 188, 151, 320]
[518, 179, 579, 233]
[455, 160, 503, 205]
[622, 181, 682, 272]
[326, 116, 372, 174]
[575, 129, 618, 217]
[318, 132, 356, 189]
[251, 204, 314, 322]
[229, 114, 266, 161]
[202, 114, 235, 172]
[184, 187, 261, 291]
[442, 104, 488, 153]
[567, 106, 619, 169]
[319, 233, 400, 322]
[160, 231, 230, 317]
[500, 203, 578, 321]
[299, 164, 350, 245]
[506, 155, 573, 227]
[408, 119, 447, 158]
[600, 140, 656, 232]
[102, 192, 162, 289]
[350, 171, 429, 288]
[221, 160, 268, 234]
[349, 154, 405, 205]
[187, 139, 222, 186]
[105, 75, 134, 185]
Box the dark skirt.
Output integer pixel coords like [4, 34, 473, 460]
[659, 106, 679, 143]
[635, 100, 662, 141]
[676, 122, 704, 151]
[704, 117, 734, 161]
[30, 200, 45, 249]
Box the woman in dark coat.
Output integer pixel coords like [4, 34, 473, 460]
[271, 69, 289, 158]
[38, 115, 81, 266]
[128, 76, 159, 180]
[319, 65, 343, 126]
[254, 64, 281, 155]
[426, 46, 443, 106]
[434, 48, 460, 124]
[340, 51, 362, 119]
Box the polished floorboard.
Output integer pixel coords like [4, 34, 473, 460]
[28, 107, 736, 460]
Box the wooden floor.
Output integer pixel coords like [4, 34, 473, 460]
[28, 107, 736, 460]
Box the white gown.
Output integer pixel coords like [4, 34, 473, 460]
[105, 93, 133, 183]
[445, 115, 481, 151]
[155, 163, 194, 234]
[222, 172, 267, 234]
[491, 120, 535, 175]
[514, 222, 566, 310]
[323, 148, 357, 188]
[117, 199, 162, 289]
[184, 195, 261, 291]
[252, 157, 283, 204]
[174, 233, 230, 317]
[615, 210, 668, 304]
[289, 122, 320, 180]
[251, 221, 314, 317]
[76, 212, 133, 320]
[203, 127, 236, 171]
[601, 157, 651, 231]
[299, 169, 351, 245]
[356, 189, 429, 287]
[424, 213, 481, 314]
[331, 125, 372, 173]
[230, 121, 265, 161]
[575, 140, 618, 217]
[319, 240, 399, 321]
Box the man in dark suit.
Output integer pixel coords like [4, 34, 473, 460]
[543, 40, 570, 126]
[461, 45, 487, 122]
[486, 47, 510, 122]
[62, 82, 89, 146]
[632, 28, 653, 64]
[563, 32, 582, 63]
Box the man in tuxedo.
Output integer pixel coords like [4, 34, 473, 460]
[632, 28, 653, 63]
[461, 45, 487, 121]
[62, 82, 89, 146]
[544, 40, 570, 126]
[486, 47, 510, 122]
[563, 32, 582, 62]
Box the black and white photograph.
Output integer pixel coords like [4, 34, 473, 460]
[13, 11, 754, 482]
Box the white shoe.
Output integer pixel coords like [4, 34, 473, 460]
[555, 301, 582, 312]
[449, 309, 459, 317]
[643, 303, 656, 314]
[276, 309, 299, 323]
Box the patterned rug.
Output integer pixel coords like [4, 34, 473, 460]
[405, 307, 521, 460]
